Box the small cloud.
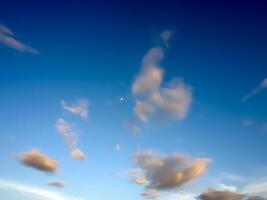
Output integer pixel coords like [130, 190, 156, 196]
[47, 181, 66, 188]
[132, 31, 192, 123]
[160, 30, 173, 47]
[55, 118, 85, 160]
[115, 144, 121, 151]
[242, 78, 267, 102]
[217, 183, 237, 192]
[135, 178, 150, 185]
[141, 189, 160, 199]
[18, 149, 57, 174]
[61, 99, 88, 118]
[0, 24, 38, 54]
[125, 120, 141, 133]
[70, 148, 85, 160]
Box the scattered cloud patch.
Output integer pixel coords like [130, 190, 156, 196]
[132, 31, 192, 123]
[133, 150, 211, 190]
[242, 180, 267, 197]
[55, 118, 85, 160]
[199, 188, 267, 200]
[18, 149, 57, 174]
[0, 24, 38, 54]
[47, 181, 65, 188]
[61, 99, 88, 118]
[141, 189, 160, 199]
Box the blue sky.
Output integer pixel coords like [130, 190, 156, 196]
[0, 1, 267, 200]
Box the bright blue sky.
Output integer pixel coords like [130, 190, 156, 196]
[0, 1, 267, 200]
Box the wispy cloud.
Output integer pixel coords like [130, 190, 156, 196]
[61, 99, 88, 118]
[0, 179, 82, 200]
[132, 30, 192, 123]
[242, 180, 267, 196]
[47, 181, 66, 188]
[0, 24, 38, 54]
[55, 118, 85, 160]
[18, 149, 57, 174]
[242, 78, 267, 102]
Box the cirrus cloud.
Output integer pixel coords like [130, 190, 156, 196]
[0, 24, 38, 54]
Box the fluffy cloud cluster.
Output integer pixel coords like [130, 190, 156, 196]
[19, 149, 57, 173]
[129, 150, 210, 199]
[61, 100, 88, 118]
[133, 151, 210, 190]
[132, 31, 192, 123]
[56, 118, 85, 160]
[0, 24, 38, 54]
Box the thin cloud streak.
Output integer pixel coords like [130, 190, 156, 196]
[0, 179, 81, 200]
[242, 78, 267, 102]
[0, 24, 38, 54]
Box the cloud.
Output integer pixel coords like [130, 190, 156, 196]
[61, 99, 88, 118]
[0, 24, 38, 54]
[47, 181, 66, 188]
[132, 31, 192, 123]
[242, 180, 267, 196]
[198, 189, 267, 200]
[161, 30, 173, 47]
[125, 120, 141, 133]
[115, 144, 121, 151]
[0, 179, 82, 200]
[135, 178, 150, 185]
[217, 184, 237, 192]
[18, 149, 57, 174]
[133, 151, 211, 190]
[199, 189, 244, 200]
[55, 118, 85, 160]
[242, 78, 267, 102]
[141, 189, 160, 199]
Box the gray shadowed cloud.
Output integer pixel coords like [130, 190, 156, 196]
[198, 189, 267, 200]
[55, 118, 85, 160]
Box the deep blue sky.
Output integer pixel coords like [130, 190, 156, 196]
[0, 1, 267, 200]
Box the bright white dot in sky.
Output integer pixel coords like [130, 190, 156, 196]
[115, 144, 121, 151]
[120, 97, 124, 101]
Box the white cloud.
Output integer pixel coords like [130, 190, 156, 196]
[0, 179, 83, 200]
[0, 24, 38, 54]
[242, 78, 267, 102]
[132, 31, 192, 123]
[55, 118, 85, 160]
[242, 181, 267, 196]
[61, 99, 88, 118]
